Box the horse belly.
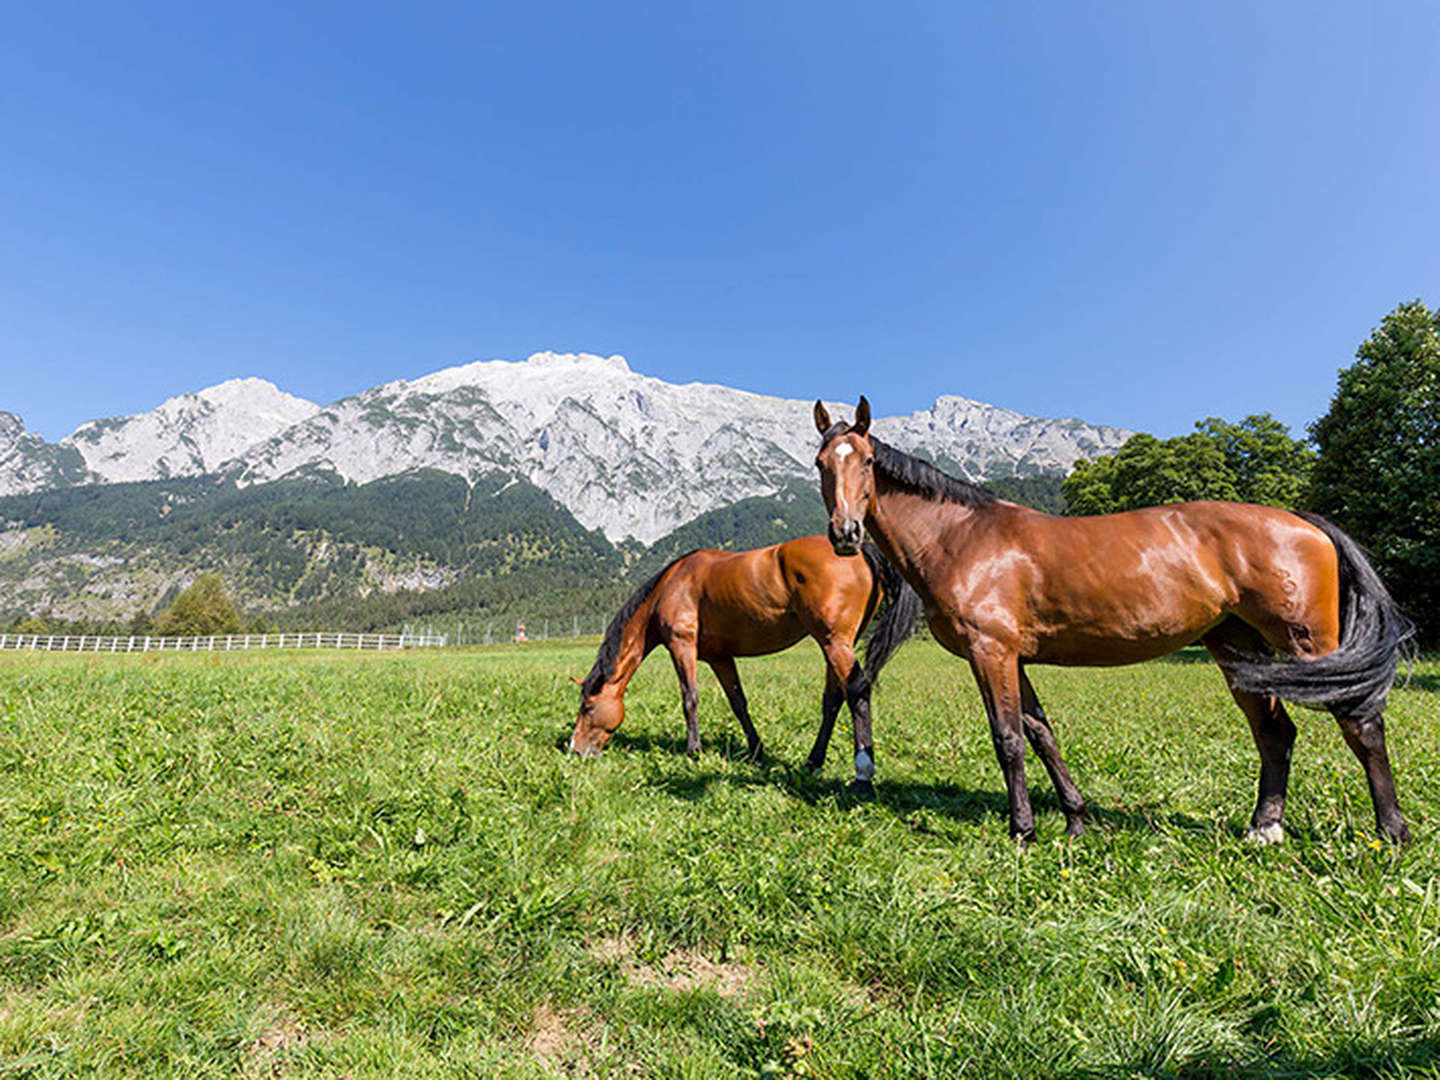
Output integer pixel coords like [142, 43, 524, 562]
[696, 608, 806, 660]
[1030, 627, 1215, 667]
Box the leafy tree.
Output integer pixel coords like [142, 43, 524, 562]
[1064, 418, 1312, 515]
[1310, 300, 1440, 642]
[1194, 414, 1315, 508]
[154, 573, 245, 635]
[1064, 432, 1238, 514]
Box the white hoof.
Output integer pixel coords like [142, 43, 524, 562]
[1246, 823, 1285, 846]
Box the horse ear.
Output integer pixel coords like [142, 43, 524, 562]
[813, 400, 832, 435]
[853, 395, 871, 436]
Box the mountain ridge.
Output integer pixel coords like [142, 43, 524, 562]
[3, 352, 1132, 544]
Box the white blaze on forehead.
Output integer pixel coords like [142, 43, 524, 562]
[833, 443, 854, 460]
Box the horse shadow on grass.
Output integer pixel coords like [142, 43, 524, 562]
[590, 731, 1214, 838]
[1401, 669, 1439, 694]
[1052, 1034, 1440, 1079]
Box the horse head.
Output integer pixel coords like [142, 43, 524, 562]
[569, 677, 626, 756]
[813, 396, 875, 556]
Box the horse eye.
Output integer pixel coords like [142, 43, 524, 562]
[864, 457, 874, 468]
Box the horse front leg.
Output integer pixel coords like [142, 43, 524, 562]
[970, 644, 1035, 842]
[667, 639, 702, 756]
[804, 668, 846, 773]
[819, 638, 875, 797]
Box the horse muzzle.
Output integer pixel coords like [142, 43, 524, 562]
[829, 520, 864, 556]
[568, 735, 602, 758]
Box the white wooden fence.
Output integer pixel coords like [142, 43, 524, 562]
[0, 631, 448, 654]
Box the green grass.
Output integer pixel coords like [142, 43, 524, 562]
[0, 642, 1437, 1078]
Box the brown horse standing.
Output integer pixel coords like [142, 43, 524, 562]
[568, 535, 920, 790]
[812, 397, 1414, 843]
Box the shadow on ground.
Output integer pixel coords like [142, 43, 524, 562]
[1054, 1034, 1440, 1078]
[585, 729, 1223, 838]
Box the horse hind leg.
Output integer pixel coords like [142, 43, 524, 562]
[1333, 707, 1409, 843]
[709, 656, 763, 764]
[1019, 669, 1086, 837]
[1204, 619, 1298, 845]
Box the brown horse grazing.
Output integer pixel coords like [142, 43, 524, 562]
[812, 397, 1415, 843]
[568, 535, 921, 791]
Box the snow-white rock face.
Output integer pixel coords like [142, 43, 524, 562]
[62, 378, 319, 483]
[230, 352, 1132, 543]
[0, 412, 93, 496]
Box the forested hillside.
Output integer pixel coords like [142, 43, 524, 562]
[0, 466, 1066, 633]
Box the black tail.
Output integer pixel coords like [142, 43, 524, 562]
[860, 543, 924, 679]
[1230, 511, 1415, 715]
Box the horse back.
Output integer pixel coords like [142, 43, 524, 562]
[957, 502, 1340, 664]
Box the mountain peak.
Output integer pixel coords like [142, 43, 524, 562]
[60, 378, 319, 483]
[524, 351, 630, 373]
[406, 351, 632, 397]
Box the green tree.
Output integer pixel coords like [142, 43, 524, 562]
[1064, 417, 1313, 515]
[1194, 414, 1315, 508]
[1310, 299, 1440, 642]
[1064, 432, 1238, 515]
[154, 573, 246, 635]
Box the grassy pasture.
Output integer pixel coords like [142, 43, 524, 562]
[0, 641, 1437, 1078]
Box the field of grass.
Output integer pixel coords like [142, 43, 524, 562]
[0, 640, 1437, 1078]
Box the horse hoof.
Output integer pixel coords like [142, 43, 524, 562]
[848, 778, 875, 800]
[804, 756, 825, 774]
[746, 746, 765, 766]
[1381, 821, 1412, 846]
[1064, 818, 1085, 838]
[1246, 823, 1285, 846]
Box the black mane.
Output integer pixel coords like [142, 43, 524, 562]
[821, 424, 996, 509]
[872, 439, 997, 508]
[581, 553, 694, 696]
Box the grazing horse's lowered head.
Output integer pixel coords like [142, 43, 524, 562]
[813, 397, 875, 556]
[569, 676, 625, 756]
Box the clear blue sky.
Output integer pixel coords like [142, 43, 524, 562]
[3, 1, 1438, 441]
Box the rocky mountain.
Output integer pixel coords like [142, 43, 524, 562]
[0, 413, 91, 495]
[62, 378, 320, 484]
[2, 353, 1131, 545]
[226, 352, 1130, 543]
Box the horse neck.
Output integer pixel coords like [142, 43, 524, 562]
[868, 480, 985, 594]
[602, 593, 661, 695]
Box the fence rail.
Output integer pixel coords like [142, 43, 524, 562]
[404, 616, 609, 646]
[0, 631, 448, 654]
